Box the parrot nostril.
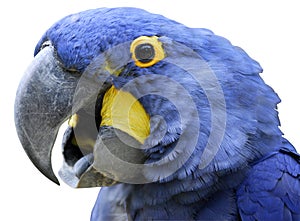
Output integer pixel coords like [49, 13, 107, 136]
[40, 40, 53, 50]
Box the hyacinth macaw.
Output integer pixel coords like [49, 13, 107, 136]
[15, 7, 300, 220]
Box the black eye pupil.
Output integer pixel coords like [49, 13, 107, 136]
[135, 43, 155, 63]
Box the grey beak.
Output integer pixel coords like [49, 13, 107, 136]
[14, 40, 132, 186]
[14, 46, 79, 184]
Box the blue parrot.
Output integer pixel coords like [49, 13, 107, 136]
[14, 7, 300, 220]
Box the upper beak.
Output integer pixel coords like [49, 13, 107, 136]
[14, 46, 79, 184]
[14, 42, 132, 185]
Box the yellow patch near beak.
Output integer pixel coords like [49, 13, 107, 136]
[100, 86, 150, 144]
[68, 114, 79, 127]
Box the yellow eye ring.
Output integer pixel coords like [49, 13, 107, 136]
[130, 36, 165, 68]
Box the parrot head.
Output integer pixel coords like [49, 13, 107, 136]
[15, 8, 282, 188]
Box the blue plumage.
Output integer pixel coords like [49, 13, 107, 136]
[31, 7, 300, 220]
[237, 140, 300, 220]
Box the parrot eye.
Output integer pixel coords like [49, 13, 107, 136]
[130, 36, 165, 68]
[134, 43, 155, 64]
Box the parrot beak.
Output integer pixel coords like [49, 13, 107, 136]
[14, 45, 113, 185]
[14, 46, 79, 184]
[14, 43, 131, 186]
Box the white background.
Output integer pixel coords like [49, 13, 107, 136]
[1, 0, 299, 220]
